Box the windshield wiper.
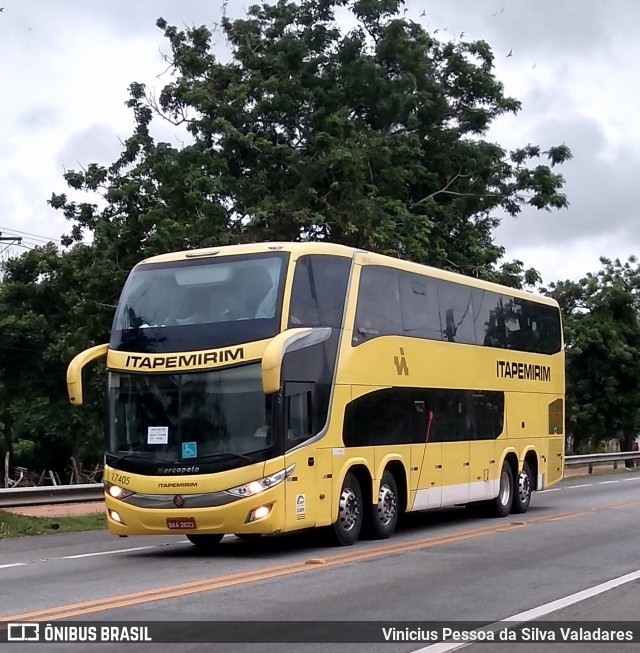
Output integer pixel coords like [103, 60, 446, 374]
[193, 452, 260, 463]
[107, 452, 176, 466]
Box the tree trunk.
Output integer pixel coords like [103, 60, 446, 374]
[623, 430, 636, 468]
[1, 412, 13, 486]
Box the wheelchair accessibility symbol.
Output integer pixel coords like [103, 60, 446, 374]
[182, 442, 197, 459]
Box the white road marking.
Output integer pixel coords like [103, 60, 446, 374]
[411, 569, 640, 653]
[61, 546, 156, 559]
[0, 541, 188, 570]
[541, 475, 640, 492]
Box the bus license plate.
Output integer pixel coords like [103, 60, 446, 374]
[166, 517, 196, 529]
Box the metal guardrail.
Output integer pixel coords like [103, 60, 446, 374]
[0, 483, 104, 508]
[0, 452, 639, 509]
[565, 451, 640, 474]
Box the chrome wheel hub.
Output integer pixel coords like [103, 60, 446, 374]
[499, 470, 510, 505]
[518, 471, 530, 504]
[338, 487, 360, 532]
[376, 485, 397, 526]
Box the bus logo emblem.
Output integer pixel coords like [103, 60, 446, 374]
[173, 495, 185, 508]
[394, 348, 409, 376]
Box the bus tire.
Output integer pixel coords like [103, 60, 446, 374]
[512, 461, 533, 514]
[331, 472, 363, 546]
[368, 471, 399, 540]
[186, 534, 224, 550]
[490, 461, 514, 517]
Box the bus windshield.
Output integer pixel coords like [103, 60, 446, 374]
[110, 252, 288, 353]
[107, 363, 278, 473]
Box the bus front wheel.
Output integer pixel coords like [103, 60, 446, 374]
[368, 471, 399, 540]
[186, 534, 224, 550]
[512, 461, 533, 514]
[491, 461, 514, 517]
[331, 472, 363, 546]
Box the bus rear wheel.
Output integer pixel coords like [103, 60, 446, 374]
[186, 534, 224, 550]
[331, 472, 363, 546]
[490, 461, 514, 517]
[512, 461, 533, 514]
[367, 471, 399, 540]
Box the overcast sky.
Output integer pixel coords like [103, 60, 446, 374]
[1, 0, 638, 285]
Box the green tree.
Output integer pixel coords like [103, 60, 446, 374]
[548, 257, 640, 452]
[51, 0, 571, 286]
[0, 245, 104, 482]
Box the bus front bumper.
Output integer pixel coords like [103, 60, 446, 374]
[104, 486, 285, 536]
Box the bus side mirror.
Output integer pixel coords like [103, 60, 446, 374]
[67, 343, 109, 405]
[261, 327, 332, 395]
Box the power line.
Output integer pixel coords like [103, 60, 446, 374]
[0, 226, 59, 243]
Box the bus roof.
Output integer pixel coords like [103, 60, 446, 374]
[139, 241, 356, 265]
[139, 241, 559, 308]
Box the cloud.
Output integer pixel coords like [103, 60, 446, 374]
[493, 108, 640, 252]
[1, 0, 639, 283]
[56, 124, 123, 172]
[420, 0, 637, 58]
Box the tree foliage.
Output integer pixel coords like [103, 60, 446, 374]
[548, 257, 640, 451]
[52, 0, 570, 281]
[0, 245, 104, 478]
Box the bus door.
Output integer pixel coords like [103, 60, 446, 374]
[282, 382, 318, 531]
[439, 441, 470, 506]
[468, 391, 503, 501]
[432, 392, 471, 506]
[467, 439, 496, 501]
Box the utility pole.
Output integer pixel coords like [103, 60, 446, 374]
[0, 234, 23, 273]
[0, 233, 22, 254]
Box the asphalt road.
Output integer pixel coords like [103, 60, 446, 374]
[2, 470, 640, 653]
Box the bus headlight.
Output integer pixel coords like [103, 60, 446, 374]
[104, 482, 134, 500]
[109, 509, 126, 524]
[246, 504, 272, 523]
[226, 464, 295, 498]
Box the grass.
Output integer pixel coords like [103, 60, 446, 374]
[0, 510, 106, 539]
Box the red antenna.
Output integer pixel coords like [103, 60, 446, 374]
[425, 410, 433, 443]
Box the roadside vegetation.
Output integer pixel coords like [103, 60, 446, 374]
[0, 510, 105, 539]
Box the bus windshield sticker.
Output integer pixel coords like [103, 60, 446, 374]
[182, 442, 198, 459]
[148, 426, 169, 445]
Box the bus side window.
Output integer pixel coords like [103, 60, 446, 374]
[528, 301, 562, 354]
[472, 391, 504, 439]
[285, 382, 314, 449]
[437, 281, 476, 344]
[472, 289, 507, 348]
[353, 266, 402, 344]
[288, 255, 351, 328]
[399, 273, 441, 340]
[503, 297, 531, 352]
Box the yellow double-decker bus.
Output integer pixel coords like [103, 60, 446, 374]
[67, 242, 564, 548]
